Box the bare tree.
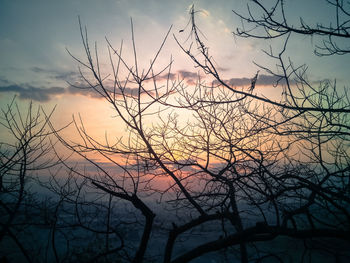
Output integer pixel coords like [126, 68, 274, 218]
[0, 98, 57, 262]
[170, 3, 350, 262]
[233, 0, 350, 56]
[13, 1, 349, 262]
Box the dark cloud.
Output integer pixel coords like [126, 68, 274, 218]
[154, 70, 285, 88]
[0, 71, 289, 103]
[178, 70, 198, 79]
[215, 74, 286, 87]
[225, 77, 251, 86]
[179, 70, 200, 85]
[154, 73, 176, 81]
[0, 82, 153, 102]
[54, 71, 80, 82]
[0, 85, 65, 102]
[167, 73, 177, 80]
[31, 66, 79, 82]
[66, 84, 152, 99]
[31, 67, 56, 74]
[0, 77, 11, 85]
[256, 74, 286, 86]
[153, 70, 200, 85]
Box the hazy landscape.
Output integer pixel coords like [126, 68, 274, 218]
[1, 0, 350, 262]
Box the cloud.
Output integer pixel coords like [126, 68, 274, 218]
[216, 66, 230, 72]
[66, 85, 150, 99]
[256, 74, 286, 86]
[0, 71, 288, 103]
[153, 70, 200, 85]
[0, 85, 65, 102]
[155, 70, 284, 88]
[31, 66, 80, 82]
[214, 74, 286, 87]
[0, 83, 152, 102]
[178, 70, 198, 79]
[224, 77, 251, 87]
[178, 70, 200, 85]
[31, 67, 56, 74]
[151, 72, 177, 82]
[155, 70, 288, 88]
[0, 76, 11, 85]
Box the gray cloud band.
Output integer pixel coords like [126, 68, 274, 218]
[0, 69, 285, 102]
[0, 84, 152, 102]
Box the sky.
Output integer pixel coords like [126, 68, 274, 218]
[0, 0, 349, 144]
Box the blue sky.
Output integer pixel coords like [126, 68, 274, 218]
[0, 0, 349, 129]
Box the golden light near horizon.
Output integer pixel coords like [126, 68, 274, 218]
[1, 1, 350, 262]
[2, 0, 347, 140]
[0, 16, 332, 172]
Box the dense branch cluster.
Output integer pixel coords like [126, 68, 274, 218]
[233, 0, 350, 56]
[1, 1, 350, 263]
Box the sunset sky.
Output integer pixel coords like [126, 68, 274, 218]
[1, 0, 349, 143]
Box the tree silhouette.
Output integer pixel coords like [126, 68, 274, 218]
[233, 0, 350, 56]
[52, 4, 349, 261]
[2, 1, 350, 262]
[0, 99, 57, 262]
[171, 3, 350, 262]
